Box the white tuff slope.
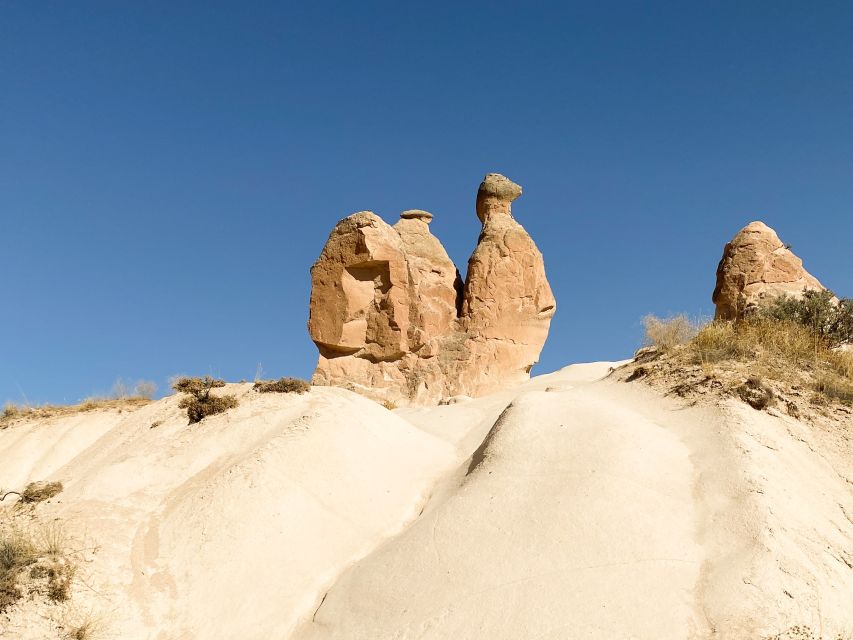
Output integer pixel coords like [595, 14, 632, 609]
[2, 365, 852, 639]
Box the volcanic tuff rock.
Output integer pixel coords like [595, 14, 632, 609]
[712, 221, 826, 320]
[307, 174, 556, 405]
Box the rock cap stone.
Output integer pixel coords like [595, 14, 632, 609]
[476, 173, 522, 223]
[400, 209, 434, 223]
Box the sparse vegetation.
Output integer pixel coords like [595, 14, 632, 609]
[253, 377, 311, 394]
[689, 318, 821, 366]
[0, 520, 76, 613]
[631, 295, 853, 413]
[381, 400, 397, 410]
[685, 317, 853, 406]
[642, 314, 700, 351]
[173, 376, 238, 424]
[1, 396, 152, 427]
[764, 625, 851, 640]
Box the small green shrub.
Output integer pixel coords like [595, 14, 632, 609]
[642, 314, 700, 351]
[173, 376, 238, 424]
[761, 289, 853, 348]
[253, 377, 311, 394]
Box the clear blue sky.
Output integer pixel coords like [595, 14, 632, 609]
[2, 2, 851, 405]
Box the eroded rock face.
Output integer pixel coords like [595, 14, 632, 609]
[712, 221, 826, 320]
[307, 174, 556, 405]
[461, 174, 556, 394]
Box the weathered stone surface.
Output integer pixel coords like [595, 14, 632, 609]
[307, 212, 411, 362]
[307, 174, 556, 405]
[713, 221, 826, 320]
[461, 174, 556, 394]
[393, 210, 462, 351]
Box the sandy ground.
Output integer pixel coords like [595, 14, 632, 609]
[2, 364, 852, 639]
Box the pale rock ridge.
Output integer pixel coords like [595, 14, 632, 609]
[712, 220, 826, 320]
[307, 174, 556, 405]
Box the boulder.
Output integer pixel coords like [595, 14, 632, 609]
[712, 221, 825, 320]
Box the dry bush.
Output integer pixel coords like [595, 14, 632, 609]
[133, 380, 158, 399]
[737, 376, 775, 410]
[253, 377, 311, 394]
[179, 395, 238, 424]
[111, 379, 158, 400]
[643, 314, 700, 351]
[21, 481, 64, 505]
[2, 402, 21, 421]
[172, 376, 238, 424]
[382, 400, 397, 410]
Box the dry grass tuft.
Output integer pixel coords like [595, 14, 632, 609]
[643, 314, 701, 351]
[689, 318, 821, 367]
[65, 616, 102, 640]
[253, 377, 311, 394]
[815, 374, 853, 405]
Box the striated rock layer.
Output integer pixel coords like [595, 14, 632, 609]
[307, 173, 556, 405]
[713, 221, 826, 320]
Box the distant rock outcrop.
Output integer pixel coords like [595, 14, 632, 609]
[307, 173, 556, 405]
[712, 221, 826, 320]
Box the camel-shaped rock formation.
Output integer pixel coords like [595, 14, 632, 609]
[308, 173, 556, 405]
